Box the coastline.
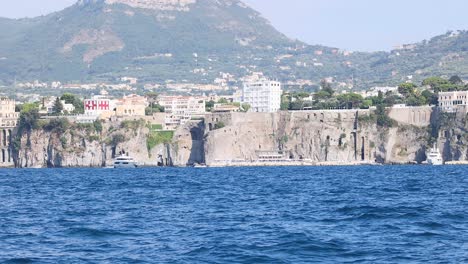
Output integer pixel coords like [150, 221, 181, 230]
[3, 161, 468, 169]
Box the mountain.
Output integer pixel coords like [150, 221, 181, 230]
[0, 0, 467, 89]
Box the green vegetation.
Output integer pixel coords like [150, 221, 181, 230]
[93, 120, 103, 133]
[0, 0, 466, 89]
[376, 104, 394, 127]
[205, 100, 215, 112]
[151, 124, 163, 130]
[60, 93, 84, 114]
[218, 98, 229, 104]
[43, 118, 70, 133]
[145, 104, 165, 115]
[214, 122, 225, 130]
[17, 103, 41, 133]
[145, 93, 164, 115]
[241, 103, 251, 112]
[120, 119, 146, 130]
[281, 75, 465, 112]
[147, 131, 174, 151]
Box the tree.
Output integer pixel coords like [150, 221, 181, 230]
[314, 90, 332, 101]
[52, 97, 63, 115]
[361, 99, 373, 109]
[294, 92, 310, 100]
[449, 75, 463, 85]
[422, 77, 453, 92]
[218, 98, 229, 104]
[376, 104, 393, 127]
[145, 92, 158, 102]
[241, 103, 251, 112]
[421, 90, 438, 105]
[18, 106, 40, 132]
[398, 83, 417, 97]
[320, 80, 334, 98]
[145, 92, 159, 115]
[60, 93, 84, 114]
[337, 93, 364, 109]
[280, 93, 291, 110]
[406, 95, 426, 106]
[205, 100, 215, 112]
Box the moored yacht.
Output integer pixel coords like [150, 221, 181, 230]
[113, 154, 139, 168]
[426, 145, 443, 165]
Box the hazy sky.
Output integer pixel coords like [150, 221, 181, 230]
[0, 0, 467, 51]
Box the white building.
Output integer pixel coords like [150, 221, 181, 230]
[365, 86, 399, 97]
[242, 79, 282, 112]
[84, 95, 116, 116]
[158, 96, 206, 130]
[439, 91, 468, 112]
[41, 97, 75, 114]
[0, 97, 19, 167]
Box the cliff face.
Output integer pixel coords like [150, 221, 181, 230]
[204, 111, 431, 165]
[14, 119, 204, 168]
[437, 110, 468, 161]
[14, 110, 468, 168]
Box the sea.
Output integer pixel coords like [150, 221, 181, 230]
[0, 166, 466, 263]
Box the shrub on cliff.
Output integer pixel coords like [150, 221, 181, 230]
[120, 119, 146, 130]
[93, 120, 103, 133]
[214, 122, 225, 130]
[376, 104, 395, 127]
[43, 118, 70, 133]
[18, 107, 40, 133]
[147, 131, 174, 151]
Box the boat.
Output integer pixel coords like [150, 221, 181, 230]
[113, 154, 139, 168]
[426, 145, 443, 165]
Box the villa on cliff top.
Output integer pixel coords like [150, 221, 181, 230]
[438, 91, 468, 113]
[0, 97, 19, 167]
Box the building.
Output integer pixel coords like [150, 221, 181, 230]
[84, 91, 116, 118]
[41, 97, 75, 114]
[364, 86, 399, 97]
[115, 94, 148, 117]
[242, 79, 282, 112]
[0, 97, 19, 167]
[158, 96, 206, 130]
[212, 104, 241, 113]
[439, 91, 468, 112]
[84, 96, 115, 116]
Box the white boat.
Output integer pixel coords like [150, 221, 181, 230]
[113, 154, 139, 168]
[426, 145, 443, 165]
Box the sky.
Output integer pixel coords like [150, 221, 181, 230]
[0, 0, 467, 51]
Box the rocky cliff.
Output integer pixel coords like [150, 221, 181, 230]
[13, 109, 468, 168]
[14, 118, 204, 168]
[203, 111, 432, 165]
[436, 108, 468, 161]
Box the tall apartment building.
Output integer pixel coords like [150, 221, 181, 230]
[242, 79, 282, 112]
[439, 91, 468, 112]
[158, 96, 206, 130]
[0, 97, 19, 167]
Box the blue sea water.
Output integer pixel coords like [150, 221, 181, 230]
[0, 166, 466, 263]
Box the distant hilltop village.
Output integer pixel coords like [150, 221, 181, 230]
[1, 72, 468, 168]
